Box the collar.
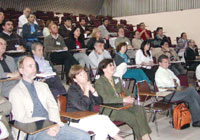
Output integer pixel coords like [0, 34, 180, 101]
[22, 79, 34, 87]
[64, 25, 71, 31]
[33, 55, 44, 61]
[3, 31, 12, 36]
[51, 34, 59, 39]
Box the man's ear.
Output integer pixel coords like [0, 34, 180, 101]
[18, 67, 23, 75]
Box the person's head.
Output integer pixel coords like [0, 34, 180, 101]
[18, 56, 37, 81]
[0, 11, 4, 22]
[134, 30, 140, 39]
[27, 13, 35, 24]
[46, 20, 54, 28]
[94, 40, 105, 54]
[158, 55, 169, 69]
[49, 23, 58, 34]
[188, 39, 195, 48]
[68, 65, 88, 84]
[71, 27, 81, 38]
[116, 42, 127, 54]
[91, 28, 101, 38]
[32, 43, 44, 58]
[139, 22, 145, 30]
[140, 40, 151, 56]
[161, 40, 169, 50]
[23, 7, 31, 17]
[2, 19, 13, 33]
[79, 18, 86, 26]
[97, 59, 115, 76]
[156, 27, 163, 36]
[117, 27, 125, 37]
[0, 38, 7, 57]
[63, 17, 72, 28]
[103, 18, 109, 27]
[181, 32, 187, 40]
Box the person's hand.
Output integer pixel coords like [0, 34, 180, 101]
[88, 82, 98, 96]
[141, 62, 147, 66]
[17, 46, 25, 51]
[149, 61, 154, 66]
[7, 72, 20, 78]
[173, 79, 178, 87]
[123, 96, 134, 104]
[63, 47, 68, 50]
[47, 124, 60, 136]
[83, 82, 90, 97]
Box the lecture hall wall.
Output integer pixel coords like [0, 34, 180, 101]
[115, 8, 200, 47]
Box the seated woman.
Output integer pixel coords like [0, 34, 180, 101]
[135, 40, 157, 82]
[65, 27, 92, 68]
[67, 65, 125, 140]
[114, 42, 151, 85]
[95, 59, 152, 140]
[87, 28, 109, 51]
[184, 39, 199, 70]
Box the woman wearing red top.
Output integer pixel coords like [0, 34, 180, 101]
[65, 27, 92, 68]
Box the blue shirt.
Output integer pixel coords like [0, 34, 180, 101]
[27, 24, 38, 41]
[22, 79, 49, 119]
[118, 52, 129, 63]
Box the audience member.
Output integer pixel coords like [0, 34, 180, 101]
[115, 27, 134, 58]
[87, 28, 109, 51]
[155, 54, 200, 127]
[44, 23, 78, 79]
[136, 22, 151, 41]
[155, 40, 185, 75]
[135, 40, 156, 82]
[43, 20, 54, 37]
[153, 27, 170, 48]
[0, 10, 5, 33]
[22, 13, 42, 51]
[184, 39, 199, 70]
[18, 7, 37, 35]
[32, 43, 67, 99]
[114, 42, 151, 85]
[67, 65, 125, 140]
[98, 18, 109, 39]
[177, 32, 188, 53]
[132, 30, 143, 49]
[0, 38, 20, 98]
[59, 17, 72, 39]
[9, 56, 90, 140]
[0, 96, 12, 139]
[65, 27, 92, 68]
[95, 59, 152, 140]
[0, 19, 25, 63]
[89, 40, 111, 74]
[78, 18, 90, 39]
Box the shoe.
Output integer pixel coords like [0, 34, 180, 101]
[192, 121, 200, 127]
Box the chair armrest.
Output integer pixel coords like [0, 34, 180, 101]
[60, 111, 98, 120]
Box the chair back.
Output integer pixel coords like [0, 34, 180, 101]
[137, 80, 152, 103]
[122, 78, 136, 94]
[57, 95, 67, 123]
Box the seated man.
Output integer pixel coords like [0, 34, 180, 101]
[9, 56, 90, 140]
[32, 43, 67, 99]
[0, 19, 25, 63]
[0, 38, 19, 98]
[89, 40, 111, 74]
[59, 17, 72, 40]
[98, 18, 110, 39]
[115, 27, 134, 58]
[78, 18, 90, 39]
[155, 40, 185, 76]
[44, 23, 78, 80]
[155, 54, 200, 127]
[22, 13, 42, 51]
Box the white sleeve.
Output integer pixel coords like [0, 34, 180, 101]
[135, 50, 143, 65]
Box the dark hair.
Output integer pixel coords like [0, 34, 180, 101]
[27, 13, 34, 19]
[139, 22, 144, 26]
[79, 18, 85, 22]
[2, 19, 13, 26]
[158, 55, 168, 63]
[181, 32, 186, 38]
[160, 40, 169, 46]
[156, 27, 163, 32]
[97, 59, 113, 76]
[140, 40, 151, 57]
[63, 17, 72, 22]
[116, 42, 127, 52]
[70, 26, 81, 38]
[103, 18, 108, 23]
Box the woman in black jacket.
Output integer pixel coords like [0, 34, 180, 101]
[67, 65, 124, 140]
[65, 27, 92, 68]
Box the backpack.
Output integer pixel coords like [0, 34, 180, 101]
[173, 103, 191, 130]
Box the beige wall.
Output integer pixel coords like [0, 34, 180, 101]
[114, 8, 200, 47]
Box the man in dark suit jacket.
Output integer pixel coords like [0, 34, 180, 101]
[58, 17, 72, 40]
[22, 13, 42, 51]
[78, 18, 90, 39]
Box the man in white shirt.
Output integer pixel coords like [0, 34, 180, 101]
[98, 18, 109, 39]
[17, 7, 37, 35]
[155, 54, 200, 127]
